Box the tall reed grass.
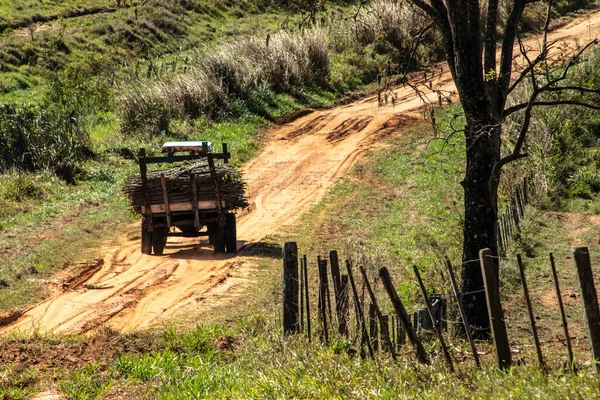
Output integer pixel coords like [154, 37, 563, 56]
[118, 29, 330, 136]
[0, 103, 89, 174]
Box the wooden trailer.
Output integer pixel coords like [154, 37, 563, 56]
[137, 141, 237, 255]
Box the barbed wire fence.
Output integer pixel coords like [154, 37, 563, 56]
[282, 244, 600, 373]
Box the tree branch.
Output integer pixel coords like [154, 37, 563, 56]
[484, 0, 499, 75]
[498, 0, 527, 96]
[406, 0, 457, 81]
[407, 0, 438, 19]
[506, 45, 552, 95]
[506, 100, 600, 116]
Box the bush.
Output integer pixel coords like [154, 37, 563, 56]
[0, 103, 89, 175]
[354, 0, 436, 71]
[502, 46, 600, 206]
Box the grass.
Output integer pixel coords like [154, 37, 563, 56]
[0, 101, 599, 399]
[1, 1, 600, 398]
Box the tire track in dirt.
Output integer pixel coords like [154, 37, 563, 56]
[4, 12, 600, 334]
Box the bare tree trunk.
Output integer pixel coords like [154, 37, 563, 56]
[460, 122, 500, 336]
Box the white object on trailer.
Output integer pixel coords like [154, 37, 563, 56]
[161, 141, 214, 154]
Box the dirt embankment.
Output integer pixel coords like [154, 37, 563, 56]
[4, 11, 600, 335]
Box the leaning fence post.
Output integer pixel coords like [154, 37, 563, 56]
[573, 247, 600, 373]
[480, 248, 511, 369]
[379, 267, 430, 364]
[413, 265, 454, 371]
[360, 266, 397, 359]
[445, 259, 480, 368]
[339, 274, 350, 337]
[516, 254, 545, 370]
[283, 242, 299, 335]
[345, 260, 375, 359]
[549, 252, 573, 370]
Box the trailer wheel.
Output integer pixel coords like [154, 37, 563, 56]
[207, 223, 218, 245]
[152, 228, 168, 255]
[141, 218, 153, 255]
[213, 226, 226, 254]
[225, 213, 237, 253]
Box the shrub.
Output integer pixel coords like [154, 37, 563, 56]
[0, 103, 89, 175]
[118, 86, 172, 137]
[502, 46, 600, 206]
[354, 0, 435, 70]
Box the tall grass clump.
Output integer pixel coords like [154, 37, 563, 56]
[355, 0, 438, 71]
[118, 28, 330, 136]
[0, 103, 89, 178]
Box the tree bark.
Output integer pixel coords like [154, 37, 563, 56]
[460, 121, 500, 335]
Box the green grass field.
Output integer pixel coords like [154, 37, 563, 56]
[1, 0, 600, 398]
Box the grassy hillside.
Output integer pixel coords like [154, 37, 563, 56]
[1, 104, 599, 399]
[0, 1, 599, 398]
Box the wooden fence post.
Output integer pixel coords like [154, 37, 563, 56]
[303, 254, 311, 342]
[329, 250, 342, 301]
[283, 242, 299, 335]
[396, 315, 406, 349]
[318, 257, 333, 325]
[445, 259, 480, 368]
[515, 186, 525, 218]
[318, 257, 329, 344]
[345, 260, 375, 359]
[496, 221, 504, 256]
[573, 247, 600, 373]
[549, 252, 573, 369]
[360, 266, 396, 358]
[381, 315, 392, 353]
[300, 255, 304, 333]
[339, 274, 350, 337]
[413, 265, 454, 371]
[379, 267, 430, 364]
[329, 250, 346, 335]
[480, 248, 511, 369]
[369, 303, 379, 351]
[516, 254, 545, 369]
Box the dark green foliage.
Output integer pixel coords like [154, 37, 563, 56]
[504, 47, 600, 207]
[546, 110, 600, 201]
[0, 103, 89, 174]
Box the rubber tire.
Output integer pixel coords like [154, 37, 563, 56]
[213, 226, 226, 254]
[152, 228, 168, 255]
[207, 223, 218, 245]
[141, 219, 153, 255]
[225, 213, 237, 253]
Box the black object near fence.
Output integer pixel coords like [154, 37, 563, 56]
[282, 243, 600, 373]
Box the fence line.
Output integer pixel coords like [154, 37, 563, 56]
[282, 243, 600, 373]
[497, 177, 529, 254]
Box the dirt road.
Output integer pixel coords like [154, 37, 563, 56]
[4, 12, 600, 334]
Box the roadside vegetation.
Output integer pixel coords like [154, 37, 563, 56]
[1, 101, 599, 398]
[1, 0, 600, 398]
